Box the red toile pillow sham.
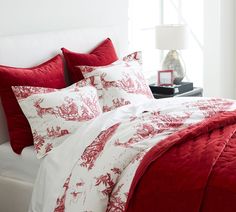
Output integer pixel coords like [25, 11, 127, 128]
[12, 82, 102, 158]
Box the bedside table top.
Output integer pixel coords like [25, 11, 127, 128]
[175, 87, 203, 97]
[152, 87, 203, 99]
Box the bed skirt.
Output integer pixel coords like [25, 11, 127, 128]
[0, 175, 33, 212]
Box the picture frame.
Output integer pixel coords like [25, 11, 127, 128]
[158, 70, 174, 86]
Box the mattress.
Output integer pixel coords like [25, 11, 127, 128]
[0, 142, 41, 183]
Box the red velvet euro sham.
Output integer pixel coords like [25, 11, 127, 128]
[62, 38, 118, 83]
[0, 55, 66, 154]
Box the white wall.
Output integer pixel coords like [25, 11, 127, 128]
[204, 0, 235, 99]
[0, 0, 128, 37]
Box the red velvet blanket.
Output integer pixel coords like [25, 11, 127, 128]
[126, 111, 236, 212]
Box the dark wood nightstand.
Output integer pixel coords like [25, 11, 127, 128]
[152, 87, 203, 99]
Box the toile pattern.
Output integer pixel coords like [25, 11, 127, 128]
[12, 79, 102, 158]
[79, 51, 154, 112]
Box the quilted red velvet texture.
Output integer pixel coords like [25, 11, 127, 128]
[0, 55, 66, 154]
[125, 111, 236, 212]
[62, 38, 118, 83]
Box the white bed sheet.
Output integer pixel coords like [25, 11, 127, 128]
[0, 142, 41, 183]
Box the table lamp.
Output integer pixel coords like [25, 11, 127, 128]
[156, 24, 188, 84]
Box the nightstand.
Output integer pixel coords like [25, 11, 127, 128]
[152, 87, 203, 99]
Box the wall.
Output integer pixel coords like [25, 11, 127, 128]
[204, 0, 235, 99]
[0, 0, 128, 37]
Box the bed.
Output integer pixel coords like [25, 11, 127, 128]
[1, 26, 236, 212]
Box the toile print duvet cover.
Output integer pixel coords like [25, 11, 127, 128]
[29, 97, 236, 212]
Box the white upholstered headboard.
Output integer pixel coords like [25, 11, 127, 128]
[0, 26, 127, 67]
[0, 25, 128, 144]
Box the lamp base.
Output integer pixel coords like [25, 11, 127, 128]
[162, 50, 185, 84]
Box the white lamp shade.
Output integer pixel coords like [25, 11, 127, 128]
[156, 25, 188, 50]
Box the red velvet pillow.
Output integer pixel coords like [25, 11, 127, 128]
[0, 55, 66, 154]
[62, 38, 118, 83]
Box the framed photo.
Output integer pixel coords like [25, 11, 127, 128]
[158, 70, 174, 86]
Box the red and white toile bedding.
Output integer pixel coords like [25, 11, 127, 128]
[29, 97, 236, 212]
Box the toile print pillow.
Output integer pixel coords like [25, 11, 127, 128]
[123, 51, 142, 65]
[12, 80, 102, 158]
[79, 53, 154, 112]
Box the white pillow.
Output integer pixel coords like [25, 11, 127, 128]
[12, 82, 102, 158]
[78, 52, 154, 112]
